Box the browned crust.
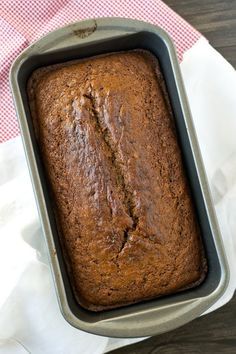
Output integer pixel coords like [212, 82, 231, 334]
[27, 50, 207, 311]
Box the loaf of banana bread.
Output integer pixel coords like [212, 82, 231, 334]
[28, 50, 207, 311]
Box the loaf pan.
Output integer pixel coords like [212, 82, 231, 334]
[10, 18, 229, 337]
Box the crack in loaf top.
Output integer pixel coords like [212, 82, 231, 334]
[27, 50, 207, 311]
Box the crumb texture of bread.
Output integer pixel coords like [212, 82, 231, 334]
[28, 50, 207, 311]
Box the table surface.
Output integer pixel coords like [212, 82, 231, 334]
[109, 1, 236, 353]
[167, 0, 236, 68]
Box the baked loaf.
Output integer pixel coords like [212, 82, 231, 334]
[28, 50, 207, 311]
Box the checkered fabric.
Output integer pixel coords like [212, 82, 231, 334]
[0, 0, 202, 143]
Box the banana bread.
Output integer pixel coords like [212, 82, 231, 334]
[27, 50, 207, 311]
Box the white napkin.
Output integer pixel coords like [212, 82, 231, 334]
[181, 38, 236, 312]
[0, 38, 235, 353]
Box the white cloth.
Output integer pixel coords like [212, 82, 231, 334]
[181, 38, 236, 312]
[0, 38, 235, 353]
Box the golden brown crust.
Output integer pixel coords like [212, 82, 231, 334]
[28, 50, 207, 311]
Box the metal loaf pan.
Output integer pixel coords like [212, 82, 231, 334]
[10, 18, 229, 337]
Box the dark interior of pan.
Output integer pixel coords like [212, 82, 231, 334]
[17, 31, 221, 322]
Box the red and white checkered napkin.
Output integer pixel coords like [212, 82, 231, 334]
[0, 0, 201, 143]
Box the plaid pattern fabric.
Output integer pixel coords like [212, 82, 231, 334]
[0, 0, 201, 143]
